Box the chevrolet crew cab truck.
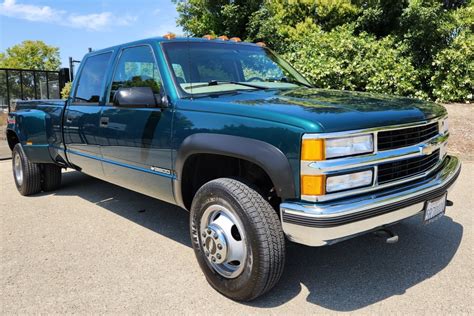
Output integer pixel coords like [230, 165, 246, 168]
[6, 36, 461, 301]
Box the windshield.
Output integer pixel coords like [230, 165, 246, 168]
[162, 41, 312, 96]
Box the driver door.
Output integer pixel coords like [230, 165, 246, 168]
[99, 45, 174, 203]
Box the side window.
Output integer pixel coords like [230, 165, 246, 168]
[110, 46, 162, 101]
[74, 52, 112, 103]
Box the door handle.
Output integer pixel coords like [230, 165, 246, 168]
[66, 116, 73, 123]
[100, 117, 109, 127]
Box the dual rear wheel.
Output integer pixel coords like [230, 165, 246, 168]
[12, 144, 62, 196]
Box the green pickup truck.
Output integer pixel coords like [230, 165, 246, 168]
[6, 36, 461, 301]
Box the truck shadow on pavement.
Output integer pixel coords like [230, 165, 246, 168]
[44, 171, 463, 311]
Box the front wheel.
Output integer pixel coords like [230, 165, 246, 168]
[190, 178, 285, 301]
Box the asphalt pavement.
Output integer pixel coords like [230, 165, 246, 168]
[0, 160, 473, 314]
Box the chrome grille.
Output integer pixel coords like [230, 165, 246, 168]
[377, 122, 439, 151]
[378, 149, 440, 184]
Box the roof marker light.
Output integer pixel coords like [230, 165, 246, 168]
[255, 42, 266, 47]
[202, 34, 215, 40]
[217, 35, 229, 41]
[163, 33, 176, 40]
[230, 37, 242, 42]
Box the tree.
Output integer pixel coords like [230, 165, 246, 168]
[0, 40, 60, 71]
[172, 0, 473, 102]
[174, 0, 263, 38]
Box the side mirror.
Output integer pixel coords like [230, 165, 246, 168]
[113, 86, 159, 108]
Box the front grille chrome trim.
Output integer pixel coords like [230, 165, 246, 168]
[301, 116, 448, 203]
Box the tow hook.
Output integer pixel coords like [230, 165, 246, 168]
[447, 200, 454, 206]
[373, 228, 399, 244]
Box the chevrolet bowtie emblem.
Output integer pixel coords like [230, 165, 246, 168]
[420, 144, 436, 155]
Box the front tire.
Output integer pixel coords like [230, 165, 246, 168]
[12, 144, 41, 196]
[190, 178, 285, 301]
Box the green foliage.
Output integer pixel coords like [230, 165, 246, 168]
[284, 24, 420, 96]
[431, 4, 474, 102]
[247, 0, 359, 50]
[173, 0, 263, 38]
[61, 82, 72, 99]
[355, 0, 408, 37]
[0, 40, 60, 71]
[174, 0, 474, 102]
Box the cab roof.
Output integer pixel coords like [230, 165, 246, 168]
[83, 36, 262, 57]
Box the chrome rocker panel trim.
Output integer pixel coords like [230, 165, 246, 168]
[281, 155, 461, 247]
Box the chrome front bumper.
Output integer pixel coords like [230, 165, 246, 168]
[280, 155, 461, 246]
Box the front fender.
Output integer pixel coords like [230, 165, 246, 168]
[174, 133, 297, 208]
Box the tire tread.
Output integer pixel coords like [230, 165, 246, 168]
[193, 178, 285, 301]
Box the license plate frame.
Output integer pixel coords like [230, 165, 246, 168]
[423, 193, 447, 224]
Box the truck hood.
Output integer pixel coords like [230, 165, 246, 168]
[192, 88, 446, 133]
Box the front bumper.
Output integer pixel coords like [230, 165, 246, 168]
[280, 155, 461, 246]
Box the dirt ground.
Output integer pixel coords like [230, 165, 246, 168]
[443, 103, 473, 162]
[0, 112, 7, 140]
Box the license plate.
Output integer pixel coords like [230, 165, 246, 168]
[424, 193, 447, 223]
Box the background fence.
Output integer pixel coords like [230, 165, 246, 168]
[0, 68, 70, 113]
[0, 67, 70, 159]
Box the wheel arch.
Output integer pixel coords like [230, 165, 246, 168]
[6, 129, 20, 150]
[174, 133, 297, 209]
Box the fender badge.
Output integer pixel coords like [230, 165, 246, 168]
[150, 166, 171, 175]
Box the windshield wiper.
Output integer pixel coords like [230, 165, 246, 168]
[184, 80, 268, 90]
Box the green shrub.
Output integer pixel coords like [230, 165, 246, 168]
[431, 31, 474, 103]
[430, 4, 474, 103]
[61, 82, 72, 99]
[283, 24, 421, 97]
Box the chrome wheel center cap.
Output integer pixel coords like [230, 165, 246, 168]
[202, 225, 227, 264]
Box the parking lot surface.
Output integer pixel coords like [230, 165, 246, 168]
[1, 158, 473, 314]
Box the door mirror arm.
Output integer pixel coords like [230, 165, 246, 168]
[159, 94, 170, 108]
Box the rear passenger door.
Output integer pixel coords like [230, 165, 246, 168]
[64, 52, 112, 178]
[99, 45, 175, 203]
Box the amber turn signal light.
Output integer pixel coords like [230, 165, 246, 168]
[301, 139, 325, 161]
[301, 175, 326, 195]
[163, 33, 176, 40]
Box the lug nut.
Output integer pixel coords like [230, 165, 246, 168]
[211, 256, 216, 262]
[216, 254, 221, 260]
[207, 229, 211, 234]
[202, 232, 206, 237]
[213, 233, 218, 239]
[217, 244, 222, 250]
[205, 251, 209, 257]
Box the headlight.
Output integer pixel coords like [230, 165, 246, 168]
[302, 134, 374, 160]
[326, 135, 373, 159]
[326, 170, 373, 193]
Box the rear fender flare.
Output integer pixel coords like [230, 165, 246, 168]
[7, 110, 53, 163]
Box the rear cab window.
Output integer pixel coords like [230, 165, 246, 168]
[73, 52, 112, 104]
